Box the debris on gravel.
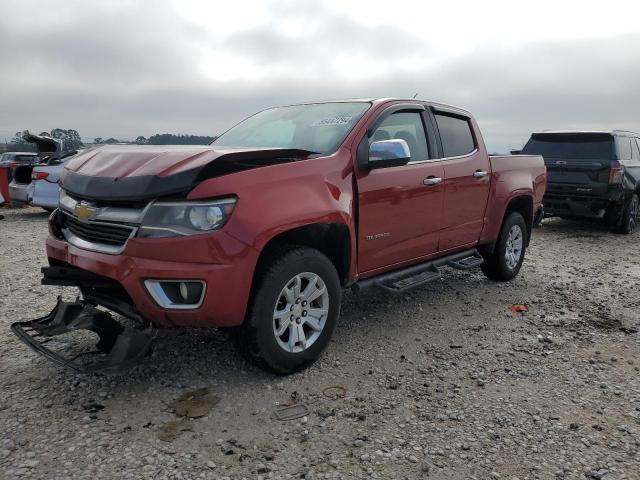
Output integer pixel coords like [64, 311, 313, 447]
[172, 388, 220, 418]
[1, 208, 639, 479]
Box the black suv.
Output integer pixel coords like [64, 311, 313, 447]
[521, 131, 640, 233]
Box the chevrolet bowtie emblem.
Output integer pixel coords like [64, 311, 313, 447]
[74, 203, 97, 219]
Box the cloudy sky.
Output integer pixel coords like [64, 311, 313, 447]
[1, 0, 639, 152]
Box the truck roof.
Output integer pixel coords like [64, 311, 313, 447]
[534, 130, 639, 137]
[281, 98, 473, 118]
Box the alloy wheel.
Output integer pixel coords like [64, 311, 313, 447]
[272, 272, 329, 353]
[505, 225, 523, 269]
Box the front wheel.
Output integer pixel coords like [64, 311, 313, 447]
[235, 247, 341, 374]
[481, 212, 528, 281]
[616, 193, 639, 234]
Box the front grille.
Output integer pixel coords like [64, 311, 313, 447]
[61, 213, 135, 250]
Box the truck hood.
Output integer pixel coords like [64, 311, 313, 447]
[61, 145, 315, 202]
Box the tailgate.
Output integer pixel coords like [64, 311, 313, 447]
[522, 133, 614, 196]
[544, 157, 610, 196]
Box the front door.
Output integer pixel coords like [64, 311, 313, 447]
[356, 110, 444, 273]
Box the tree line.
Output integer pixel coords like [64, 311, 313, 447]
[94, 133, 216, 145]
[10, 130, 217, 150]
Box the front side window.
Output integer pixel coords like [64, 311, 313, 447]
[369, 111, 429, 162]
[434, 113, 475, 158]
[212, 102, 370, 155]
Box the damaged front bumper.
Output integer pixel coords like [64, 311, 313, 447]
[11, 297, 155, 374]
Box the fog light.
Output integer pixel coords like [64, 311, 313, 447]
[144, 280, 206, 310]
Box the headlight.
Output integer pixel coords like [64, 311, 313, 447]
[138, 198, 237, 238]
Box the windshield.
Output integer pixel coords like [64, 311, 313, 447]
[522, 133, 615, 160]
[212, 102, 371, 154]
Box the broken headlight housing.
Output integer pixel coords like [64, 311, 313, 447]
[138, 198, 237, 238]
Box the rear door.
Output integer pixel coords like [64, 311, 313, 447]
[433, 110, 491, 250]
[356, 107, 444, 273]
[521, 133, 615, 196]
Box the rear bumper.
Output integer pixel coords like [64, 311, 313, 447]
[543, 184, 624, 218]
[46, 230, 260, 328]
[8, 180, 33, 205]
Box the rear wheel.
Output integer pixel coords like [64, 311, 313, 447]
[234, 247, 341, 374]
[481, 212, 527, 281]
[617, 193, 639, 234]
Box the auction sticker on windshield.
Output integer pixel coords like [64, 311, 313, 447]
[311, 116, 353, 126]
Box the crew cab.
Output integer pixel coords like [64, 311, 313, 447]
[521, 130, 640, 233]
[12, 99, 546, 374]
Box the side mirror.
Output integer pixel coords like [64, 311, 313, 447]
[367, 139, 411, 169]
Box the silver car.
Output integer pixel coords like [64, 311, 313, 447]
[8, 134, 76, 210]
[29, 159, 69, 211]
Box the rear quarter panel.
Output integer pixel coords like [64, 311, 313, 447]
[32, 162, 65, 208]
[479, 155, 546, 244]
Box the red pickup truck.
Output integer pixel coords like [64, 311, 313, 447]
[12, 99, 546, 374]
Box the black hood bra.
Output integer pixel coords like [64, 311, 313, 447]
[60, 148, 316, 202]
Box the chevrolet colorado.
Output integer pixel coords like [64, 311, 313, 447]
[12, 99, 546, 374]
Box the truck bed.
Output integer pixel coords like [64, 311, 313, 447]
[488, 154, 545, 174]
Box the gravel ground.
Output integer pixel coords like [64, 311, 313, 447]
[1, 207, 639, 480]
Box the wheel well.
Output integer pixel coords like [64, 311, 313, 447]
[481, 195, 535, 255]
[256, 223, 351, 286]
[505, 196, 534, 241]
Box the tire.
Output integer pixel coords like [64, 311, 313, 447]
[481, 212, 528, 281]
[616, 193, 639, 234]
[234, 247, 341, 374]
[532, 206, 544, 228]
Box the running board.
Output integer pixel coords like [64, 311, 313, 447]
[354, 249, 483, 293]
[446, 252, 484, 270]
[377, 265, 441, 293]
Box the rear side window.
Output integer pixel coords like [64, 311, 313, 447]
[434, 113, 475, 158]
[632, 139, 640, 161]
[522, 134, 615, 160]
[616, 137, 632, 160]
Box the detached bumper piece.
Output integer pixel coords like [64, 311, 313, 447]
[11, 298, 154, 374]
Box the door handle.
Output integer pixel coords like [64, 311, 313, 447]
[473, 170, 488, 178]
[423, 177, 442, 185]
